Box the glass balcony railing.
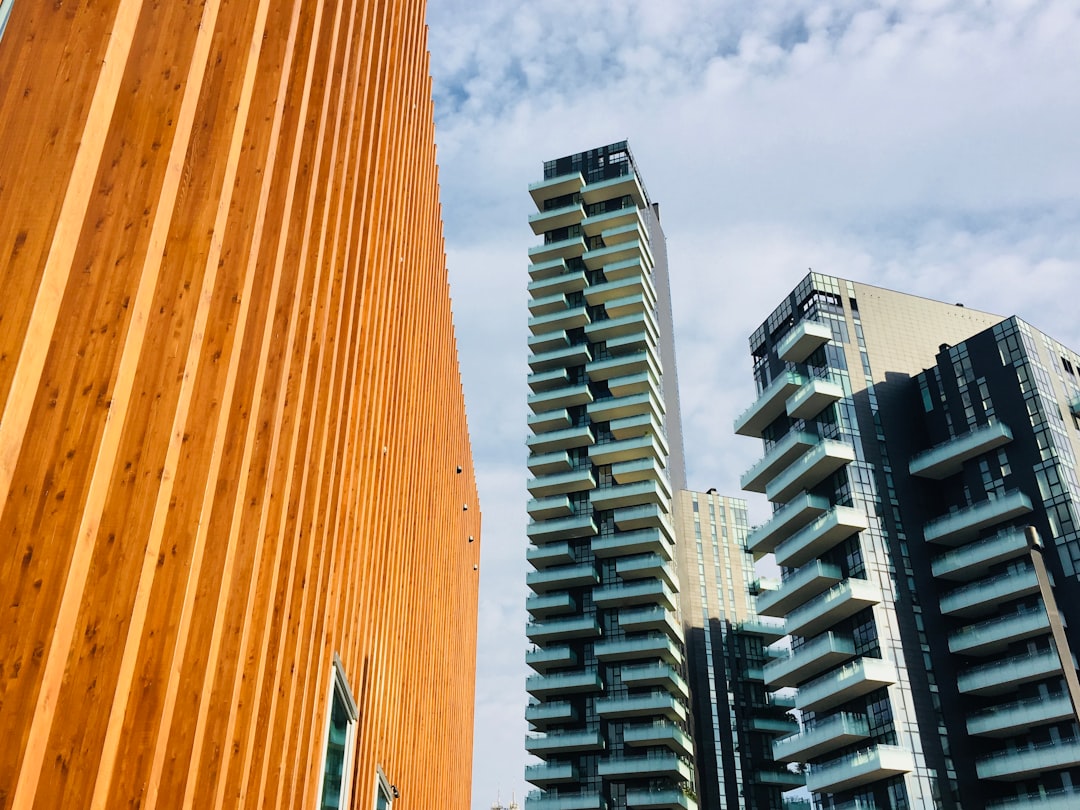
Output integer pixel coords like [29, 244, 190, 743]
[528, 268, 587, 298]
[957, 649, 1063, 696]
[588, 390, 662, 423]
[527, 494, 572, 521]
[616, 555, 677, 589]
[805, 744, 915, 794]
[594, 580, 676, 611]
[526, 563, 598, 594]
[528, 383, 594, 414]
[987, 787, 1080, 809]
[528, 450, 572, 475]
[526, 468, 596, 500]
[938, 565, 1039, 617]
[598, 754, 691, 780]
[757, 560, 843, 618]
[612, 457, 668, 487]
[528, 202, 585, 235]
[592, 527, 672, 559]
[525, 699, 575, 726]
[526, 592, 575, 619]
[745, 493, 830, 558]
[528, 305, 590, 336]
[525, 424, 593, 455]
[528, 171, 585, 206]
[582, 205, 645, 238]
[524, 790, 605, 810]
[774, 505, 869, 569]
[778, 319, 833, 363]
[909, 421, 1013, 480]
[766, 439, 856, 504]
[594, 633, 680, 664]
[966, 692, 1074, 737]
[618, 606, 682, 638]
[734, 371, 806, 438]
[528, 235, 587, 265]
[584, 269, 655, 306]
[586, 349, 657, 382]
[528, 408, 572, 435]
[976, 737, 1080, 780]
[755, 768, 807, 788]
[948, 606, 1051, 655]
[613, 504, 677, 539]
[583, 238, 654, 273]
[765, 632, 856, 689]
[595, 691, 686, 722]
[772, 712, 870, 763]
[625, 788, 697, 810]
[528, 342, 592, 372]
[624, 721, 694, 755]
[796, 656, 898, 713]
[931, 528, 1030, 582]
[621, 662, 689, 697]
[923, 490, 1033, 546]
[608, 369, 662, 400]
[528, 257, 570, 281]
[741, 430, 818, 494]
[750, 715, 799, 736]
[785, 578, 882, 639]
[527, 541, 574, 569]
[525, 761, 577, 787]
[525, 645, 576, 673]
[525, 616, 601, 643]
[736, 617, 787, 644]
[526, 513, 597, 544]
[581, 170, 647, 208]
[785, 377, 844, 422]
[590, 479, 669, 512]
[588, 434, 666, 467]
[525, 670, 603, 697]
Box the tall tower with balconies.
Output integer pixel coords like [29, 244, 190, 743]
[738, 273, 1080, 809]
[523, 142, 694, 810]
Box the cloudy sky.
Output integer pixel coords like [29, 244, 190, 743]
[421, 1, 1080, 806]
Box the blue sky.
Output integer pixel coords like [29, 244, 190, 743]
[422, 2, 1080, 807]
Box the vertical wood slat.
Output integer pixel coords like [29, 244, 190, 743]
[0, 1, 481, 809]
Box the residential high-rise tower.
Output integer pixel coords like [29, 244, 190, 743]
[739, 273, 1080, 808]
[524, 142, 693, 810]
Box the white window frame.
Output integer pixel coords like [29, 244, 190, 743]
[317, 654, 359, 810]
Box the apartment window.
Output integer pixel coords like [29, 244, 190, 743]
[374, 768, 394, 810]
[320, 656, 359, 810]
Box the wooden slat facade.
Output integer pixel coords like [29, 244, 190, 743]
[0, 1, 481, 808]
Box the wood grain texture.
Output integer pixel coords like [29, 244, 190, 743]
[0, 1, 481, 808]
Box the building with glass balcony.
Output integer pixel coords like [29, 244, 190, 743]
[738, 272, 1080, 809]
[672, 489, 803, 810]
[525, 142, 693, 810]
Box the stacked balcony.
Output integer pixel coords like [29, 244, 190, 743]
[741, 431, 818, 493]
[529, 171, 585, 207]
[526, 729, 606, 755]
[529, 201, 586, 235]
[526, 761, 578, 788]
[987, 788, 1080, 810]
[957, 648, 1064, 696]
[594, 634, 680, 665]
[526, 563, 599, 594]
[765, 632, 857, 688]
[966, 693, 1074, 737]
[977, 738, 1080, 781]
[625, 788, 697, 810]
[527, 616, 601, 644]
[526, 699, 577, 728]
[526, 669, 604, 698]
[909, 421, 1014, 480]
[785, 377, 844, 422]
[617, 554, 677, 589]
[931, 528, 1030, 581]
[923, 490, 1033, 546]
[774, 506, 868, 569]
[599, 755, 692, 780]
[778, 319, 833, 363]
[525, 791, 605, 810]
[526, 646, 577, 673]
[796, 657, 898, 713]
[746, 494, 830, 558]
[624, 722, 694, 756]
[805, 745, 915, 794]
[938, 566, 1040, 617]
[527, 592, 576, 619]
[529, 235, 587, 267]
[766, 439, 856, 504]
[593, 527, 673, 559]
[773, 713, 871, 763]
[785, 578, 882, 638]
[734, 371, 806, 438]
[947, 606, 1051, 656]
[758, 561, 843, 618]
[595, 691, 686, 722]
[621, 662, 689, 697]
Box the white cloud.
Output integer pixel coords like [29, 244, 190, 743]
[424, 2, 1080, 807]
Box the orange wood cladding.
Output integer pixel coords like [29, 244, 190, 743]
[0, 1, 481, 808]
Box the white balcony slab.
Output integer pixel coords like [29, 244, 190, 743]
[931, 529, 1030, 581]
[529, 171, 585, 207]
[977, 738, 1080, 781]
[758, 561, 843, 618]
[924, 490, 1033, 546]
[806, 745, 915, 794]
[765, 632, 857, 688]
[778, 319, 833, 363]
[909, 421, 1014, 480]
[786, 578, 882, 639]
[773, 712, 870, 763]
[529, 202, 585, 235]
[967, 693, 1074, 737]
[948, 607, 1051, 656]
[785, 377, 844, 422]
[734, 371, 806, 438]
[796, 657, 898, 713]
[741, 431, 818, 494]
[957, 649, 1064, 696]
[775, 506, 869, 569]
[746, 494, 830, 558]
[766, 439, 855, 504]
[938, 566, 1040, 617]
